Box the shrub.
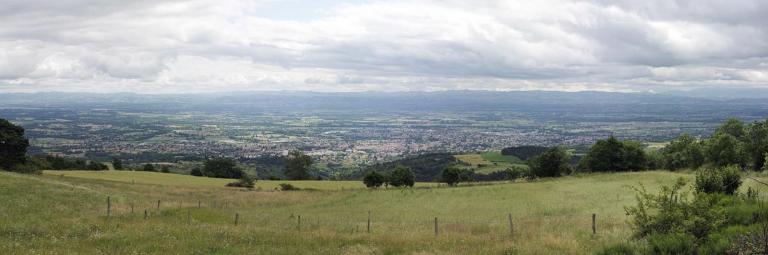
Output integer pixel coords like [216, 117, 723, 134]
[227, 175, 256, 189]
[647, 233, 696, 255]
[160, 165, 170, 173]
[279, 183, 299, 191]
[596, 243, 642, 255]
[142, 163, 156, 172]
[190, 167, 203, 176]
[626, 178, 726, 240]
[363, 171, 385, 188]
[694, 165, 742, 195]
[10, 163, 41, 174]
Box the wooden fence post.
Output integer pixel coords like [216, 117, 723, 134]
[508, 213, 513, 236]
[144, 209, 148, 220]
[235, 213, 239, 226]
[592, 213, 596, 235]
[157, 200, 160, 210]
[367, 211, 371, 234]
[434, 217, 438, 237]
[298, 215, 302, 232]
[130, 203, 134, 214]
[107, 196, 111, 218]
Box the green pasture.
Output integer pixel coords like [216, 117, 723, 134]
[5, 170, 768, 254]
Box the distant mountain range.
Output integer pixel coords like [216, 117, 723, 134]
[1, 90, 767, 121]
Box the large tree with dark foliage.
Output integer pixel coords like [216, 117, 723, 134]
[363, 170, 385, 188]
[284, 150, 313, 180]
[112, 158, 123, 170]
[441, 166, 472, 186]
[746, 120, 768, 170]
[581, 136, 646, 172]
[387, 165, 415, 187]
[705, 132, 748, 167]
[203, 157, 244, 178]
[0, 119, 29, 170]
[662, 134, 705, 170]
[528, 146, 571, 177]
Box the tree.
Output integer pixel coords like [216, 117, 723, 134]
[705, 133, 748, 167]
[529, 146, 571, 177]
[203, 157, 243, 178]
[160, 165, 170, 173]
[190, 167, 203, 176]
[112, 158, 123, 170]
[662, 134, 705, 170]
[581, 136, 646, 172]
[715, 118, 746, 140]
[85, 161, 108, 170]
[142, 163, 156, 172]
[747, 120, 768, 170]
[387, 165, 415, 187]
[0, 119, 30, 170]
[363, 171, 385, 188]
[284, 150, 312, 180]
[441, 166, 471, 186]
[622, 140, 647, 170]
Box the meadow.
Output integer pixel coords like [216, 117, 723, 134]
[3, 170, 768, 254]
[455, 152, 529, 174]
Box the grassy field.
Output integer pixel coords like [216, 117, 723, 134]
[42, 170, 438, 190]
[5, 170, 768, 254]
[455, 152, 529, 174]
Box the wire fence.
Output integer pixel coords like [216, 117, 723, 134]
[102, 197, 607, 238]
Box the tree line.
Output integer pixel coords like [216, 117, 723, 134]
[526, 118, 768, 178]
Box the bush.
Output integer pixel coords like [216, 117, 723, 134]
[227, 175, 256, 189]
[647, 233, 696, 255]
[10, 163, 42, 174]
[279, 183, 299, 191]
[190, 167, 203, 176]
[142, 163, 156, 172]
[694, 165, 742, 195]
[596, 243, 642, 255]
[626, 178, 726, 240]
[363, 171, 385, 188]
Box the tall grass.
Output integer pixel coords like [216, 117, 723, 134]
[4, 171, 768, 254]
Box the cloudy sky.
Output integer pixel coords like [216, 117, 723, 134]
[0, 0, 767, 93]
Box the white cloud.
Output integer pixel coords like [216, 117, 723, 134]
[0, 0, 766, 93]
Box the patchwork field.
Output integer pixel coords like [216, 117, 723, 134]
[4, 170, 768, 254]
[455, 152, 529, 174]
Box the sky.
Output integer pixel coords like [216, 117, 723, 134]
[0, 0, 767, 94]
